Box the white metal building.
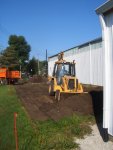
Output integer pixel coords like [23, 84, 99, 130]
[48, 37, 103, 86]
[96, 0, 113, 137]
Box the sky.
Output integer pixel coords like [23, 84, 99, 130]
[0, 0, 106, 60]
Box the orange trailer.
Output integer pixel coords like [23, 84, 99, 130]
[0, 68, 7, 84]
[7, 71, 21, 84]
[0, 68, 21, 84]
[7, 71, 21, 79]
[0, 68, 7, 78]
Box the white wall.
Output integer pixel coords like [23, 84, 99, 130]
[64, 46, 90, 84]
[48, 40, 103, 86]
[90, 42, 103, 86]
[48, 56, 57, 76]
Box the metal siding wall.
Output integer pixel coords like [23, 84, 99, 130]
[48, 40, 103, 86]
[63, 43, 103, 86]
[76, 46, 90, 84]
[48, 56, 57, 76]
[63, 46, 90, 84]
[91, 42, 103, 86]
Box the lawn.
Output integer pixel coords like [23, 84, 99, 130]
[0, 85, 94, 150]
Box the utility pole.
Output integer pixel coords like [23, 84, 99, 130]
[37, 55, 40, 75]
[37, 59, 40, 75]
[46, 49, 48, 77]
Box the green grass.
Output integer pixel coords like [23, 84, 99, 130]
[34, 115, 94, 150]
[0, 85, 36, 150]
[0, 85, 95, 150]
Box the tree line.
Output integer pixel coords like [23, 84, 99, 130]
[0, 35, 46, 76]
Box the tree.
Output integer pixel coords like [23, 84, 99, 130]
[0, 46, 18, 68]
[39, 60, 46, 75]
[27, 57, 38, 75]
[0, 35, 31, 71]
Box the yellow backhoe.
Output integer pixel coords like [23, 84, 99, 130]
[48, 52, 83, 101]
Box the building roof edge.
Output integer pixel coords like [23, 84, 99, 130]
[48, 37, 102, 59]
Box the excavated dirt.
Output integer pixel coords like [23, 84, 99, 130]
[29, 75, 47, 83]
[15, 82, 103, 121]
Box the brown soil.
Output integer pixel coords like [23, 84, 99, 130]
[29, 75, 47, 83]
[15, 82, 103, 121]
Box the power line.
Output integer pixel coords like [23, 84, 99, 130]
[0, 23, 11, 36]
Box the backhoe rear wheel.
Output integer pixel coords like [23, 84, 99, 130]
[55, 90, 60, 101]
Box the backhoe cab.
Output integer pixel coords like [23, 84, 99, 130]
[49, 52, 83, 101]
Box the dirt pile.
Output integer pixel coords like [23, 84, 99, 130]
[29, 75, 47, 83]
[15, 83, 103, 121]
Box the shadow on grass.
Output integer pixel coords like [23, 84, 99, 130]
[90, 89, 109, 142]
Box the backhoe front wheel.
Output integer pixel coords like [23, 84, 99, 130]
[49, 85, 55, 96]
[55, 90, 60, 101]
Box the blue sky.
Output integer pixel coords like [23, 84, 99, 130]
[0, 0, 105, 60]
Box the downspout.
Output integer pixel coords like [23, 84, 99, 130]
[99, 14, 109, 129]
[89, 43, 92, 85]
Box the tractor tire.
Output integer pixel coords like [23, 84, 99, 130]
[49, 85, 55, 96]
[3, 79, 7, 85]
[55, 90, 60, 101]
